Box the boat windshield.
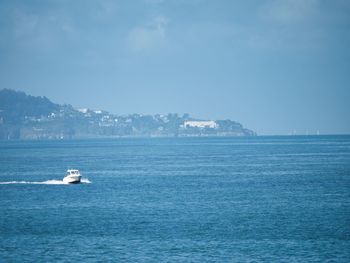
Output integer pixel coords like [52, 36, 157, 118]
[67, 170, 79, 175]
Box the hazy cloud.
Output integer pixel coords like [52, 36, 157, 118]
[262, 0, 319, 24]
[12, 9, 38, 39]
[92, 0, 119, 22]
[144, 0, 165, 4]
[127, 15, 169, 51]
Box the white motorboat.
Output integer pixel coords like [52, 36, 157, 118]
[63, 169, 82, 184]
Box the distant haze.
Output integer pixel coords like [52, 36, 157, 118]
[0, 0, 349, 135]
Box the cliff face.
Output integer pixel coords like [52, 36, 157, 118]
[0, 89, 256, 139]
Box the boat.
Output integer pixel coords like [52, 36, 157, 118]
[63, 169, 82, 184]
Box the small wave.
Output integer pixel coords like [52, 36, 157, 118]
[0, 179, 91, 185]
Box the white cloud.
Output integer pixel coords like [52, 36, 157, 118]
[127, 15, 169, 51]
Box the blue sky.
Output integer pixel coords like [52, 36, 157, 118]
[0, 0, 349, 135]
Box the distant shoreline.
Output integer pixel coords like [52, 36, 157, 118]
[1, 134, 350, 142]
[0, 89, 256, 140]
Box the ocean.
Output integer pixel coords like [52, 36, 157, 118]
[0, 136, 349, 262]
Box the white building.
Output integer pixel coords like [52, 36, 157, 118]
[184, 120, 218, 129]
[77, 108, 89, 114]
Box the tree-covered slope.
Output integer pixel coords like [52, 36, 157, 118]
[0, 89, 60, 124]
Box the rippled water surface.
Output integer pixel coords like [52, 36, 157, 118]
[1, 136, 350, 262]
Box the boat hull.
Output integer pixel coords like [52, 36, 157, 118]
[63, 175, 81, 184]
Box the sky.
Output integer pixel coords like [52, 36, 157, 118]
[0, 0, 349, 135]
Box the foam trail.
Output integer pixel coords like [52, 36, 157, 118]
[0, 180, 67, 185]
[81, 178, 91, 184]
[0, 179, 91, 185]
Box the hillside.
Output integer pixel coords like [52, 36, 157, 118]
[0, 89, 60, 124]
[0, 89, 256, 139]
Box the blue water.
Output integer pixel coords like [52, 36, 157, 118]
[0, 136, 350, 262]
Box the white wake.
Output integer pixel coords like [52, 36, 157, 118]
[0, 178, 91, 185]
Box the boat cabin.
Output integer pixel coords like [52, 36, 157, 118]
[66, 169, 80, 176]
